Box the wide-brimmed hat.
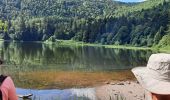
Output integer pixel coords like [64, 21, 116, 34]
[132, 53, 170, 94]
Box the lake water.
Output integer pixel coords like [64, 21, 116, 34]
[0, 41, 155, 99]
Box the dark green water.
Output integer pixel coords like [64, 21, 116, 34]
[0, 41, 155, 89]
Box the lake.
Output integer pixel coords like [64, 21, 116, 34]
[0, 41, 155, 99]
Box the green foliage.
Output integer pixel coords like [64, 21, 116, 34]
[0, 20, 8, 32]
[0, 0, 122, 19]
[157, 2, 170, 48]
[158, 35, 170, 47]
[154, 27, 163, 45]
[0, 0, 169, 47]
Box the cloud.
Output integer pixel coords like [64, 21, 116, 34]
[114, 0, 146, 3]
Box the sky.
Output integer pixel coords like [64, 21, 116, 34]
[114, 0, 146, 3]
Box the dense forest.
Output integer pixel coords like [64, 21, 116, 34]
[0, 0, 169, 47]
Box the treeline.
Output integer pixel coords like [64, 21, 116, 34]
[72, 2, 169, 47]
[0, 0, 169, 47]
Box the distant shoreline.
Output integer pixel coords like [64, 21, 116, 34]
[45, 40, 152, 50]
[46, 40, 170, 53]
[1, 39, 170, 53]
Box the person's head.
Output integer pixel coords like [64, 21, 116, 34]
[131, 53, 170, 100]
[151, 93, 170, 100]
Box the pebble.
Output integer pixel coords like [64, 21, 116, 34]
[134, 95, 137, 97]
[135, 81, 139, 84]
[128, 91, 133, 94]
[105, 81, 110, 84]
[110, 82, 116, 85]
[126, 81, 131, 84]
[115, 91, 120, 94]
[117, 83, 124, 85]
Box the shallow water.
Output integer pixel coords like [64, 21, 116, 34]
[17, 88, 96, 100]
[0, 41, 154, 89]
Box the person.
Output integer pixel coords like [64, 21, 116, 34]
[132, 53, 170, 100]
[0, 59, 18, 100]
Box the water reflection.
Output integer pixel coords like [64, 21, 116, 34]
[0, 41, 153, 71]
[17, 88, 95, 100]
[0, 41, 155, 89]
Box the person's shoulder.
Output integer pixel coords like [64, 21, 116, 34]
[5, 76, 13, 82]
[1, 76, 15, 89]
[1, 76, 13, 84]
[6, 76, 11, 79]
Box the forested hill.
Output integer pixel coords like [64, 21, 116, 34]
[0, 0, 169, 47]
[0, 0, 125, 19]
[0, 0, 166, 19]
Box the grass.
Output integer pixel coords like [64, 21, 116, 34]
[158, 46, 170, 53]
[50, 40, 170, 52]
[46, 40, 152, 51]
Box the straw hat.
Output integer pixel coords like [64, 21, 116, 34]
[132, 53, 170, 94]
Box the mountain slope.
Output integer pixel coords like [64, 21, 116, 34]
[0, 0, 165, 19]
[0, 0, 169, 48]
[71, 1, 169, 46]
[0, 0, 124, 19]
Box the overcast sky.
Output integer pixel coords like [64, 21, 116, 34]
[114, 0, 146, 2]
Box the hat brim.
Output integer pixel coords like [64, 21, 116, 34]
[132, 67, 170, 95]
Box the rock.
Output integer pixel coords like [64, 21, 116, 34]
[105, 81, 110, 84]
[110, 82, 116, 85]
[126, 81, 131, 84]
[117, 83, 124, 85]
[135, 81, 139, 84]
[115, 91, 120, 94]
[134, 95, 137, 97]
[128, 91, 133, 94]
[137, 97, 141, 99]
[112, 89, 115, 91]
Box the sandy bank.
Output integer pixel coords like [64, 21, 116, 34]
[95, 81, 151, 100]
